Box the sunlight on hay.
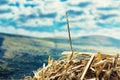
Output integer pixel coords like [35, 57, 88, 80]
[24, 52, 120, 80]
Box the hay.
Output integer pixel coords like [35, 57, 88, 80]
[24, 52, 120, 80]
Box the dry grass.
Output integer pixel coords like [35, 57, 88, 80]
[24, 52, 120, 80]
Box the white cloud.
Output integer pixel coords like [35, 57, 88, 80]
[0, 0, 120, 39]
[92, 0, 112, 7]
[9, 0, 26, 4]
[65, 21, 98, 29]
[92, 0, 120, 7]
[0, 26, 53, 37]
[94, 28, 120, 39]
[0, 26, 70, 38]
[18, 18, 54, 27]
[1, 26, 120, 40]
[73, 27, 120, 39]
[0, 13, 14, 19]
[0, 26, 17, 34]
[67, 0, 89, 5]
[0, 5, 10, 9]
[61, 16, 99, 29]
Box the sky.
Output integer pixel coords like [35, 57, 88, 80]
[0, 0, 120, 39]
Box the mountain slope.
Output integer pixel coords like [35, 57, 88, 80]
[0, 32, 120, 79]
[0, 33, 62, 79]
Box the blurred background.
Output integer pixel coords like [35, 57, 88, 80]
[0, 0, 120, 79]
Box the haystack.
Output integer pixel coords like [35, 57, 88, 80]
[24, 52, 120, 80]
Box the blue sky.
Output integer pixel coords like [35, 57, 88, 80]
[0, 0, 120, 39]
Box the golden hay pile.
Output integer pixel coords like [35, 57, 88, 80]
[24, 52, 120, 80]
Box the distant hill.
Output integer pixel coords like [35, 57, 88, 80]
[0, 32, 120, 79]
[43, 35, 120, 53]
